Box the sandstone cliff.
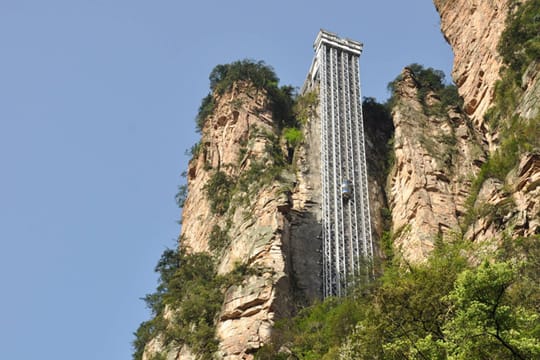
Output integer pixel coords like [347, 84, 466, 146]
[143, 83, 293, 359]
[434, 0, 509, 129]
[185, 83, 292, 359]
[386, 0, 540, 262]
[437, 0, 539, 240]
[141, 78, 335, 359]
[387, 68, 485, 262]
[140, 72, 392, 358]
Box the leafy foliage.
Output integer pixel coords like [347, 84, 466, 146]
[196, 59, 297, 131]
[185, 142, 202, 157]
[444, 261, 540, 359]
[204, 170, 233, 215]
[208, 224, 229, 253]
[132, 248, 225, 359]
[483, 0, 540, 127]
[231, 130, 289, 204]
[362, 97, 393, 134]
[362, 97, 394, 176]
[133, 243, 272, 360]
[256, 237, 540, 359]
[256, 296, 367, 360]
[132, 318, 165, 360]
[436, 84, 463, 111]
[293, 90, 319, 124]
[283, 127, 303, 147]
[209, 59, 279, 95]
[175, 184, 187, 208]
[269, 84, 297, 129]
[196, 93, 215, 133]
[386, 63, 462, 114]
[498, 0, 540, 85]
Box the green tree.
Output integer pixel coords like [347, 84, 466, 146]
[175, 184, 187, 208]
[366, 241, 468, 359]
[196, 60, 296, 131]
[443, 261, 540, 359]
[293, 90, 319, 124]
[283, 127, 303, 147]
[386, 63, 459, 114]
[209, 59, 279, 95]
[196, 93, 215, 132]
[204, 170, 233, 215]
[498, 0, 540, 83]
[133, 248, 225, 359]
[208, 224, 229, 252]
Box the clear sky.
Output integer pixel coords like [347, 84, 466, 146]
[0, 1, 452, 359]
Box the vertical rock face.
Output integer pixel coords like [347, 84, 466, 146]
[432, 0, 540, 244]
[182, 83, 293, 359]
[384, 0, 540, 262]
[143, 78, 389, 358]
[289, 96, 323, 303]
[387, 68, 485, 262]
[143, 82, 325, 360]
[434, 0, 510, 127]
[464, 151, 540, 242]
[517, 60, 540, 119]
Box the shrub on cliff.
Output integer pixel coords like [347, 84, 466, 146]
[256, 237, 540, 359]
[485, 0, 540, 127]
[209, 59, 279, 95]
[175, 184, 187, 208]
[195, 59, 296, 132]
[195, 93, 215, 132]
[208, 224, 229, 252]
[293, 90, 319, 125]
[386, 63, 462, 115]
[498, 0, 540, 84]
[132, 247, 224, 359]
[283, 127, 303, 147]
[204, 170, 233, 215]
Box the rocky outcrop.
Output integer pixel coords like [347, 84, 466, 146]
[387, 68, 485, 262]
[466, 151, 540, 242]
[432, 0, 540, 246]
[143, 82, 326, 360]
[382, 0, 539, 262]
[517, 60, 540, 119]
[434, 0, 510, 129]
[185, 84, 292, 359]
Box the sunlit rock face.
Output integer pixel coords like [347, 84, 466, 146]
[144, 81, 326, 359]
[387, 68, 484, 263]
[431, 0, 540, 245]
[434, 0, 510, 129]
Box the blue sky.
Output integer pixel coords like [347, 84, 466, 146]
[0, 1, 452, 358]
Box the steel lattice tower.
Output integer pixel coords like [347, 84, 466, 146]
[303, 30, 373, 298]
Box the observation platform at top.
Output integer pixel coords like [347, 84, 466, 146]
[315, 29, 363, 56]
[301, 29, 364, 94]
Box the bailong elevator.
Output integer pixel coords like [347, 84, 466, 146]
[303, 30, 374, 298]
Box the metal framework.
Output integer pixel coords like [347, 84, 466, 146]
[305, 30, 373, 297]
